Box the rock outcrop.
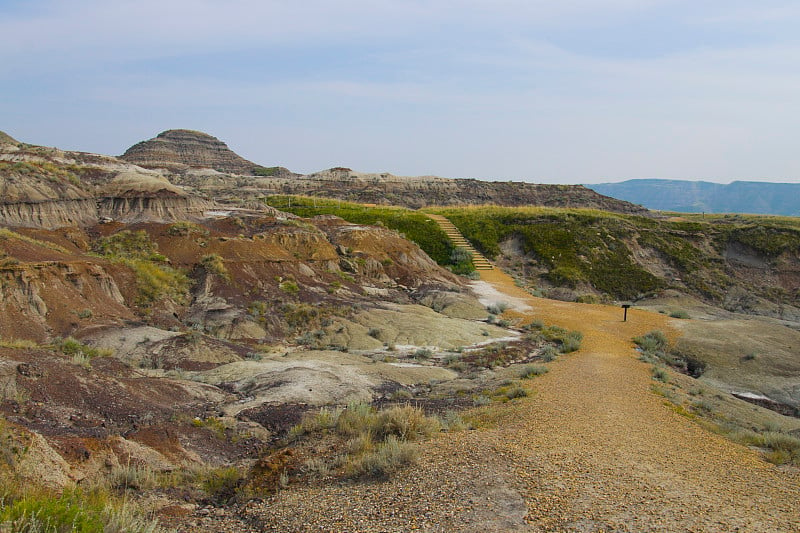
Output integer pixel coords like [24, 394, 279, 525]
[121, 129, 261, 175]
[0, 138, 211, 228]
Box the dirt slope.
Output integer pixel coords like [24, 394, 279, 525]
[182, 269, 800, 532]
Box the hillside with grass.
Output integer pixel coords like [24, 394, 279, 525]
[263, 196, 476, 275]
[429, 206, 800, 314]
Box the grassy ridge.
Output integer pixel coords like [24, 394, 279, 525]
[426, 205, 800, 302]
[264, 196, 457, 267]
[428, 206, 664, 299]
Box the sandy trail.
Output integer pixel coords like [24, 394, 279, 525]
[479, 268, 800, 532]
[189, 268, 800, 532]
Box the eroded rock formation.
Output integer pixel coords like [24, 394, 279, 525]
[121, 129, 261, 175]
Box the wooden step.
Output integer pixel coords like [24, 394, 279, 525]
[427, 214, 494, 271]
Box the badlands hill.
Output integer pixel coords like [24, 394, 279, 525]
[120, 129, 649, 214]
[2, 128, 800, 530]
[0, 132, 212, 228]
[121, 129, 265, 175]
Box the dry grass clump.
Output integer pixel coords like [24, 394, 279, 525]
[524, 322, 583, 354]
[0, 337, 39, 349]
[289, 402, 442, 479]
[723, 427, 800, 466]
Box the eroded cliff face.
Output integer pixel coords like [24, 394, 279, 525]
[121, 129, 260, 175]
[0, 140, 212, 228]
[0, 211, 478, 489]
[0, 261, 132, 342]
[0, 199, 100, 229]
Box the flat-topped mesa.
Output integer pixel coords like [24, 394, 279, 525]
[121, 129, 262, 175]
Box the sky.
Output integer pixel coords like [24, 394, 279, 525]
[2, 1, 800, 184]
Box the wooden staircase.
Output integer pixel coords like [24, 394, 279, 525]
[427, 214, 494, 270]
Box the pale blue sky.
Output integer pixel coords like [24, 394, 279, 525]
[2, 1, 800, 183]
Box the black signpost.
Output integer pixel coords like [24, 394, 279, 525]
[622, 303, 631, 322]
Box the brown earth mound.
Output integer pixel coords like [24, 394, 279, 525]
[121, 130, 261, 175]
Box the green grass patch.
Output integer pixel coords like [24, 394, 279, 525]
[0, 486, 159, 533]
[427, 206, 664, 299]
[264, 196, 460, 269]
[92, 230, 190, 306]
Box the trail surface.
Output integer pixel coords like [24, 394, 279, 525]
[186, 269, 800, 532]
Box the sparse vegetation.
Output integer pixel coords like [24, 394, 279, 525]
[200, 253, 230, 281]
[264, 196, 458, 268]
[166, 221, 209, 237]
[519, 364, 549, 379]
[93, 230, 190, 306]
[0, 486, 160, 533]
[0, 228, 71, 254]
[526, 322, 583, 354]
[651, 366, 669, 382]
[286, 402, 442, 479]
[57, 337, 113, 359]
[253, 166, 280, 177]
[0, 160, 81, 187]
[492, 381, 529, 402]
[279, 279, 300, 294]
[633, 330, 706, 378]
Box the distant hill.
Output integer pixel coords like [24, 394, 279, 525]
[120, 129, 649, 215]
[587, 179, 800, 216]
[121, 129, 265, 175]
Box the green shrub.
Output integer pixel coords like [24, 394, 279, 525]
[493, 382, 529, 402]
[253, 166, 280, 177]
[200, 466, 244, 505]
[166, 221, 208, 237]
[200, 254, 230, 281]
[412, 348, 432, 359]
[93, 230, 164, 261]
[343, 435, 417, 478]
[651, 366, 669, 382]
[560, 331, 584, 353]
[487, 302, 509, 315]
[279, 280, 300, 294]
[449, 247, 476, 276]
[57, 337, 113, 359]
[633, 330, 669, 356]
[669, 310, 690, 319]
[93, 231, 189, 306]
[519, 364, 549, 379]
[540, 345, 558, 362]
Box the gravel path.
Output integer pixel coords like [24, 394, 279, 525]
[181, 269, 800, 532]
